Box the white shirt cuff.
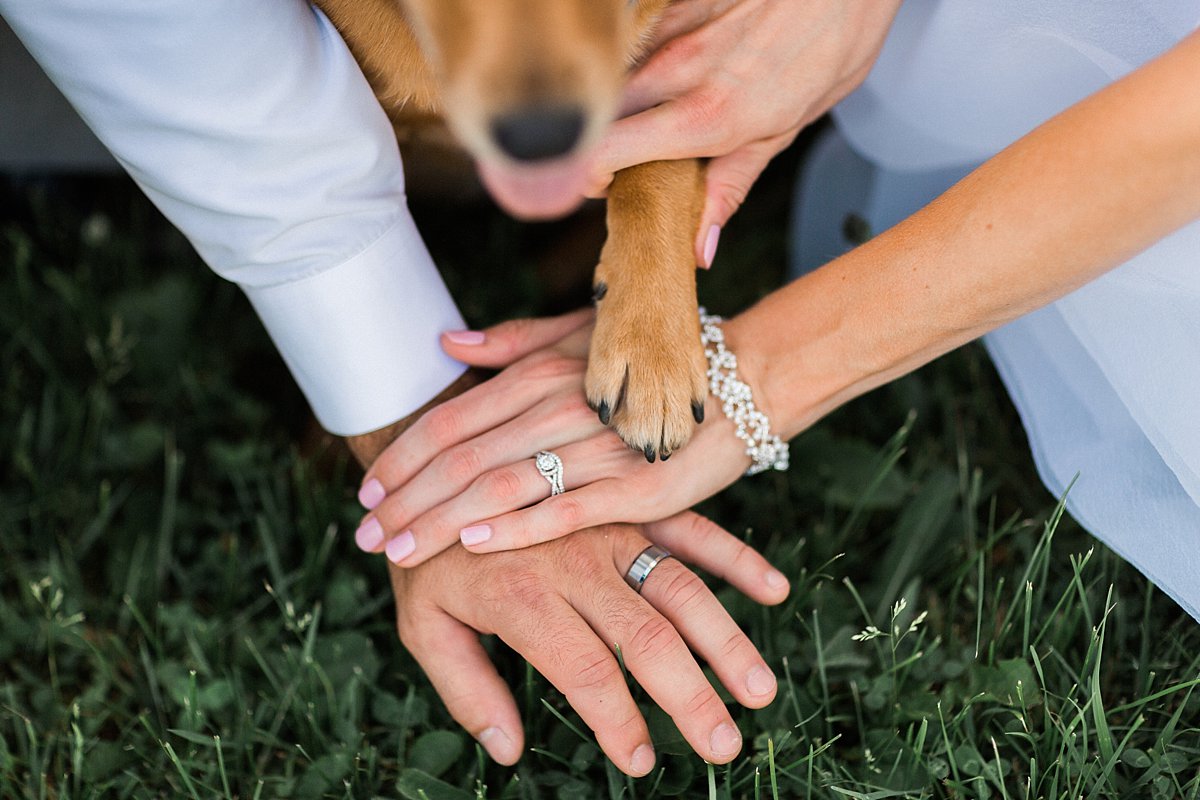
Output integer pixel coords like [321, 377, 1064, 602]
[244, 212, 467, 436]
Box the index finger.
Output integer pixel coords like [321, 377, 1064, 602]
[362, 364, 564, 499]
[593, 96, 727, 178]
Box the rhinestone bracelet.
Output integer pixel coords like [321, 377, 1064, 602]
[699, 309, 789, 475]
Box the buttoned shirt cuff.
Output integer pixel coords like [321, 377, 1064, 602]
[243, 212, 467, 436]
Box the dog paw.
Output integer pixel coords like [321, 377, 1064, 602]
[585, 304, 708, 461]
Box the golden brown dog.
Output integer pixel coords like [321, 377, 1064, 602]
[315, 0, 708, 460]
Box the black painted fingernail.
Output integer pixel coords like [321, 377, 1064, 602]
[598, 400, 611, 425]
[644, 444, 656, 463]
[692, 400, 705, 424]
[592, 282, 608, 302]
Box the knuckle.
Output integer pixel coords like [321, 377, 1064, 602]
[567, 652, 622, 694]
[719, 629, 748, 661]
[655, 568, 707, 615]
[441, 444, 482, 485]
[685, 512, 718, 542]
[686, 90, 730, 143]
[683, 684, 718, 718]
[522, 351, 584, 381]
[495, 318, 533, 357]
[727, 539, 755, 571]
[626, 615, 679, 665]
[658, 33, 705, 73]
[552, 495, 587, 530]
[422, 404, 463, 450]
[556, 531, 602, 577]
[477, 466, 524, 503]
[501, 570, 551, 609]
[715, 179, 750, 215]
[555, 391, 593, 420]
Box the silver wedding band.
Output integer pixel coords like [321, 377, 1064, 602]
[534, 450, 565, 497]
[624, 545, 673, 593]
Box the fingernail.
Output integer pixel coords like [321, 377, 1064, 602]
[385, 530, 415, 563]
[358, 478, 385, 510]
[765, 569, 788, 590]
[355, 518, 384, 551]
[702, 224, 720, 269]
[460, 524, 492, 546]
[630, 743, 656, 775]
[746, 665, 776, 697]
[445, 329, 486, 345]
[709, 722, 742, 758]
[478, 727, 517, 763]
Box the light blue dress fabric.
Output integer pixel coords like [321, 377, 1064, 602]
[790, 1, 1200, 622]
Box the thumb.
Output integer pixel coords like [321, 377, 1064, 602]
[441, 307, 594, 367]
[694, 134, 792, 267]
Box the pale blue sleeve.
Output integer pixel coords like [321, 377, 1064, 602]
[0, 0, 466, 435]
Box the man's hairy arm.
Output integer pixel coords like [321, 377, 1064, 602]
[344, 369, 485, 467]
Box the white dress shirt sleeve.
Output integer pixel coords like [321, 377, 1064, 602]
[0, 0, 467, 436]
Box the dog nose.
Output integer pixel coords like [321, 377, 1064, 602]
[491, 105, 585, 162]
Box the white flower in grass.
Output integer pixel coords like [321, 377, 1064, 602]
[851, 625, 885, 642]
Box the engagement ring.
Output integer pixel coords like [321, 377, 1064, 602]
[534, 450, 565, 497]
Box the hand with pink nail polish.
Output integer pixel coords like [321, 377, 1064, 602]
[385, 511, 788, 773]
[583, 0, 900, 266]
[355, 306, 763, 567]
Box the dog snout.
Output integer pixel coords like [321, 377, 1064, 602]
[490, 105, 585, 162]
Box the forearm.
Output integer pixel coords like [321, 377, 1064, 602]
[731, 28, 1200, 438]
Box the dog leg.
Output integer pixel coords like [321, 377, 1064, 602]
[587, 159, 709, 461]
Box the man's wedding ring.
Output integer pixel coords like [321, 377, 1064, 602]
[534, 451, 565, 497]
[624, 545, 673, 593]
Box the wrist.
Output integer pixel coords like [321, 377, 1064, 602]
[721, 241, 924, 441]
[344, 368, 487, 466]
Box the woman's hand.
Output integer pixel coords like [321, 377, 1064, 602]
[389, 512, 790, 773]
[354, 309, 761, 566]
[589, 0, 900, 266]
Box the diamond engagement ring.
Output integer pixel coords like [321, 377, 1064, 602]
[534, 450, 565, 497]
[624, 545, 673, 593]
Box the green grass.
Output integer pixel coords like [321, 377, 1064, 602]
[2, 161, 1199, 799]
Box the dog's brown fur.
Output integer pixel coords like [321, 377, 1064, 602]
[316, 0, 708, 459]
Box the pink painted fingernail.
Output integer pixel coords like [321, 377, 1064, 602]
[709, 722, 742, 758]
[355, 518, 384, 551]
[445, 330, 486, 345]
[746, 665, 776, 697]
[702, 224, 721, 269]
[630, 743, 656, 775]
[765, 569, 788, 590]
[385, 530, 416, 563]
[358, 478, 385, 510]
[460, 524, 492, 546]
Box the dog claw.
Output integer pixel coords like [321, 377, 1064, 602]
[592, 282, 608, 302]
[660, 450, 671, 461]
[643, 444, 656, 464]
[598, 400, 611, 426]
[692, 400, 705, 424]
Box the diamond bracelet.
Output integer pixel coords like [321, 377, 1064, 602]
[699, 309, 789, 475]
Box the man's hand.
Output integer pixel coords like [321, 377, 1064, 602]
[344, 383, 788, 774]
[387, 513, 788, 775]
[589, 0, 901, 266]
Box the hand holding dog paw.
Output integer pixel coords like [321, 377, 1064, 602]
[355, 308, 767, 565]
[589, 0, 901, 266]
[387, 515, 788, 772]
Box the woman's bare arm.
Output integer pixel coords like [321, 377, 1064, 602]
[730, 27, 1200, 437]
